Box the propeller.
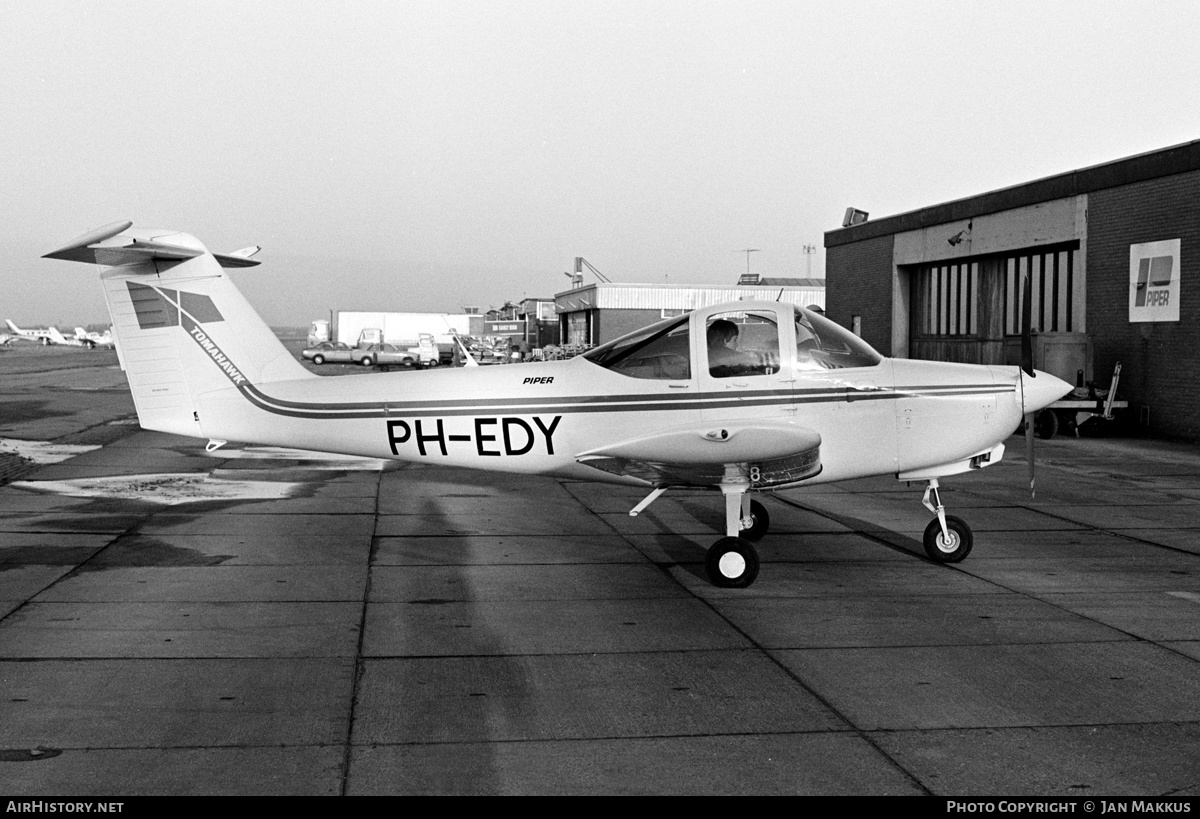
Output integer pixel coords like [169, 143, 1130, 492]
[1021, 269, 1036, 498]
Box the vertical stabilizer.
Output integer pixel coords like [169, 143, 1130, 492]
[45, 224, 312, 438]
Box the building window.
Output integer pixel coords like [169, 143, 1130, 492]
[913, 242, 1082, 341]
[1003, 246, 1082, 334]
[915, 261, 979, 337]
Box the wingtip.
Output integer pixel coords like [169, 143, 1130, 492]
[43, 220, 134, 260]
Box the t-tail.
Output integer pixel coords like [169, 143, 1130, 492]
[43, 221, 312, 438]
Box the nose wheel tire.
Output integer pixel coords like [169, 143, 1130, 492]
[923, 515, 973, 563]
[739, 499, 770, 542]
[706, 537, 760, 588]
[1035, 409, 1059, 439]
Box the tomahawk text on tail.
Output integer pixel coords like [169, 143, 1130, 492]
[46, 222, 1071, 587]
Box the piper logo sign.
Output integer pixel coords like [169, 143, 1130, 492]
[1129, 239, 1181, 322]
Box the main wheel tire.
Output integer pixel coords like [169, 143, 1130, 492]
[705, 537, 760, 588]
[923, 515, 973, 563]
[360, 356, 374, 367]
[739, 499, 770, 542]
[312, 355, 325, 365]
[1035, 409, 1059, 439]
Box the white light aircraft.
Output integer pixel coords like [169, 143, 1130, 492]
[46, 327, 85, 346]
[73, 326, 115, 348]
[44, 221, 1071, 587]
[5, 319, 57, 345]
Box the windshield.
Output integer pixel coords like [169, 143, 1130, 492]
[582, 314, 691, 380]
[794, 306, 882, 370]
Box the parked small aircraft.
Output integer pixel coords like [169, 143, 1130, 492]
[5, 319, 57, 345]
[44, 222, 1071, 587]
[74, 326, 114, 348]
[46, 327, 88, 347]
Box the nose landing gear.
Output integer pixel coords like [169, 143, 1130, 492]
[920, 478, 973, 562]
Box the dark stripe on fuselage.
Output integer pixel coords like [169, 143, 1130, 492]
[236, 381, 1013, 420]
[179, 324, 1014, 420]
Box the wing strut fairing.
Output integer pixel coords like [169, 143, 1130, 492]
[576, 422, 822, 489]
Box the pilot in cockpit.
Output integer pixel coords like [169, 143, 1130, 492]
[707, 319, 760, 378]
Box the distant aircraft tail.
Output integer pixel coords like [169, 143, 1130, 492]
[43, 221, 313, 438]
[47, 327, 68, 344]
[6, 320, 23, 334]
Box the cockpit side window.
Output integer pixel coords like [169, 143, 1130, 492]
[706, 311, 780, 378]
[794, 307, 882, 370]
[582, 315, 691, 380]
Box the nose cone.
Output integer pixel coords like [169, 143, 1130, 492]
[1021, 370, 1072, 413]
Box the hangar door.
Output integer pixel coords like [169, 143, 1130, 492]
[909, 241, 1083, 366]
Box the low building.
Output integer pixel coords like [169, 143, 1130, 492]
[554, 278, 826, 347]
[823, 138, 1200, 440]
[482, 298, 557, 347]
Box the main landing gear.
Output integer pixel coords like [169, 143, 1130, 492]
[703, 486, 768, 587]
[629, 483, 768, 588]
[920, 478, 973, 562]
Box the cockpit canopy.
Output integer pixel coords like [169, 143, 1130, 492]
[583, 303, 882, 380]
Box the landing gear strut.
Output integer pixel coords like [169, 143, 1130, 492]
[706, 484, 763, 587]
[920, 478, 973, 562]
[627, 483, 769, 588]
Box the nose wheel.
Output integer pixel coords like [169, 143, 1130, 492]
[920, 479, 973, 562]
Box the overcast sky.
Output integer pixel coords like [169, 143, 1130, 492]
[6, 0, 1200, 326]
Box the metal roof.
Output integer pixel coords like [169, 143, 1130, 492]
[554, 282, 826, 312]
[825, 137, 1200, 247]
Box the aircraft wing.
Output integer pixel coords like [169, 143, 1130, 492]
[576, 422, 822, 488]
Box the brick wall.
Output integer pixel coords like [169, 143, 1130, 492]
[1088, 170, 1200, 440]
[824, 233, 896, 354]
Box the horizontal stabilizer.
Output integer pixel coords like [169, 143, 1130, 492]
[43, 223, 260, 269]
[214, 246, 262, 268]
[44, 232, 200, 267]
[42, 220, 134, 263]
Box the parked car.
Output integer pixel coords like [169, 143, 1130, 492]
[301, 341, 368, 366]
[367, 343, 420, 369]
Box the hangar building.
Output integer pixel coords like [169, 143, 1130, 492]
[823, 139, 1200, 441]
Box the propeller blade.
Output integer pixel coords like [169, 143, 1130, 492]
[1017, 328, 1036, 499]
[1025, 411, 1036, 498]
[1021, 269, 1035, 378]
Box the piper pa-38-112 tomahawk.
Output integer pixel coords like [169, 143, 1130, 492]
[44, 221, 1071, 588]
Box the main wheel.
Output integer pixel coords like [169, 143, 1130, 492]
[739, 499, 770, 542]
[359, 356, 374, 367]
[923, 515, 973, 563]
[312, 354, 325, 365]
[705, 537, 760, 588]
[1035, 409, 1059, 439]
